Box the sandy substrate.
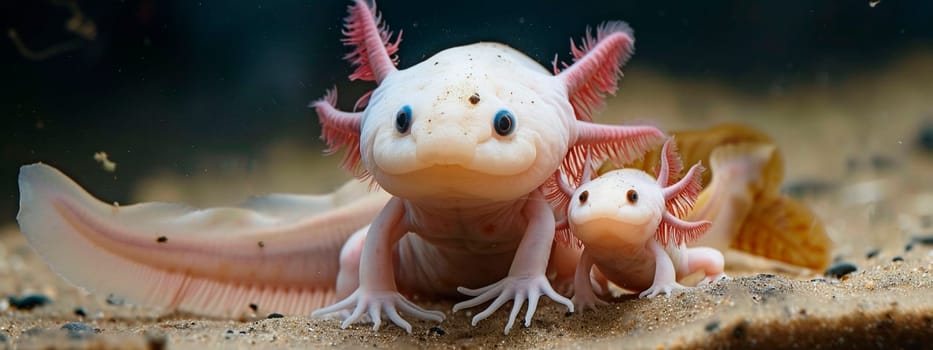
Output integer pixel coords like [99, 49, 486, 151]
[1, 227, 932, 349]
[3, 51, 933, 349]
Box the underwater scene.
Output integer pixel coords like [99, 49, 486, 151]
[2, 0, 932, 348]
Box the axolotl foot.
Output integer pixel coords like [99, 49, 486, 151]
[311, 289, 445, 334]
[698, 273, 729, 286]
[571, 290, 609, 312]
[638, 281, 690, 299]
[452, 275, 574, 334]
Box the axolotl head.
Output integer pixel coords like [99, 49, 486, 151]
[568, 169, 665, 246]
[361, 43, 574, 202]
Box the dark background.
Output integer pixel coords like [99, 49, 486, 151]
[1, 0, 931, 224]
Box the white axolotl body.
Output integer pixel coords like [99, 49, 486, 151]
[312, 0, 667, 334]
[14, 0, 665, 335]
[556, 140, 727, 311]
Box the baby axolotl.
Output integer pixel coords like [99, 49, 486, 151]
[554, 139, 726, 310]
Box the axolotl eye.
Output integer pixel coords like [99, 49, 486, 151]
[493, 109, 515, 136]
[626, 189, 638, 204]
[395, 105, 412, 134]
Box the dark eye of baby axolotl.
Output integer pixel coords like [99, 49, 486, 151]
[578, 190, 589, 204]
[626, 189, 638, 204]
[493, 110, 515, 136]
[395, 105, 412, 134]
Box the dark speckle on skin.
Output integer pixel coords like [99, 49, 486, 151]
[824, 262, 857, 278]
[156, 236, 168, 243]
[258, 241, 265, 248]
[469, 93, 480, 105]
[249, 303, 258, 312]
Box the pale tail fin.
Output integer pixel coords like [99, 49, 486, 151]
[17, 163, 389, 317]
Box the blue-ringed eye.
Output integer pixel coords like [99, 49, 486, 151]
[395, 105, 412, 134]
[493, 110, 515, 136]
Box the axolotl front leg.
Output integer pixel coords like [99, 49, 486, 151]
[312, 197, 445, 333]
[452, 190, 574, 334]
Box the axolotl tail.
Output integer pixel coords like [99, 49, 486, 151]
[16, 163, 389, 317]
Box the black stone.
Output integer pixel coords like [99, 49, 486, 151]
[824, 262, 857, 278]
[267, 313, 284, 319]
[74, 307, 87, 317]
[893, 256, 904, 262]
[61, 322, 96, 339]
[428, 326, 446, 336]
[8, 294, 52, 310]
[914, 235, 933, 245]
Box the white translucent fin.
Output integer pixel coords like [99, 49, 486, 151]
[17, 163, 390, 317]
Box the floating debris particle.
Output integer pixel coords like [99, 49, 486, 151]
[428, 326, 446, 336]
[267, 313, 284, 319]
[61, 322, 96, 339]
[869, 0, 881, 8]
[8, 294, 52, 310]
[905, 242, 914, 252]
[93, 152, 117, 172]
[824, 262, 857, 278]
[865, 248, 881, 259]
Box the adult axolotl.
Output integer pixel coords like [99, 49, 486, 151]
[553, 140, 726, 311]
[16, 0, 665, 335]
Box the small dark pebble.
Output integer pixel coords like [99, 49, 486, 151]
[146, 334, 167, 350]
[870, 155, 898, 172]
[74, 307, 87, 317]
[564, 311, 573, 317]
[226, 329, 234, 334]
[757, 273, 775, 278]
[904, 242, 914, 252]
[782, 180, 837, 198]
[267, 313, 284, 319]
[705, 321, 720, 333]
[732, 322, 747, 339]
[8, 294, 52, 310]
[824, 262, 858, 278]
[106, 294, 125, 306]
[893, 256, 904, 262]
[918, 121, 933, 152]
[249, 303, 258, 312]
[866, 248, 881, 259]
[428, 326, 446, 336]
[61, 322, 96, 339]
[914, 235, 933, 245]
